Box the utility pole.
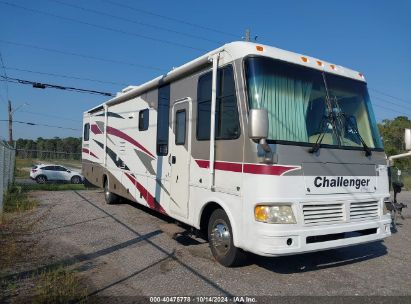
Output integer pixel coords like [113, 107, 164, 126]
[245, 29, 251, 42]
[8, 100, 12, 145]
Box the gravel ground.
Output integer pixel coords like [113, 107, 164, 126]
[3, 189, 411, 301]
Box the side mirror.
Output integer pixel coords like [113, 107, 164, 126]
[405, 128, 411, 150]
[248, 109, 269, 140]
[67, 170, 71, 173]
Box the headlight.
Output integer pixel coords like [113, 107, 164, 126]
[255, 205, 296, 224]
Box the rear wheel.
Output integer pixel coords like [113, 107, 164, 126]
[104, 179, 119, 205]
[208, 208, 247, 267]
[35, 175, 47, 184]
[71, 175, 82, 184]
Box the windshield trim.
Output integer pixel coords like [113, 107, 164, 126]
[242, 55, 384, 151]
[266, 139, 384, 152]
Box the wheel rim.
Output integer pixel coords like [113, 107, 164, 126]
[73, 176, 79, 184]
[210, 219, 231, 257]
[38, 176, 45, 183]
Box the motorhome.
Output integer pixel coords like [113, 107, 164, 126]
[82, 41, 391, 266]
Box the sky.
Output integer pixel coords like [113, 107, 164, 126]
[0, 0, 410, 140]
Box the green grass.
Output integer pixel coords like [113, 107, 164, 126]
[402, 175, 411, 191]
[2, 185, 37, 213]
[23, 184, 87, 191]
[16, 158, 81, 167]
[33, 267, 87, 304]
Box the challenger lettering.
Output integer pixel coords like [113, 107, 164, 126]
[314, 176, 370, 189]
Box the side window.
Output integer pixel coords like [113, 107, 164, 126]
[156, 85, 170, 155]
[139, 109, 149, 131]
[197, 65, 240, 140]
[83, 123, 90, 141]
[175, 110, 186, 145]
[42, 166, 54, 171]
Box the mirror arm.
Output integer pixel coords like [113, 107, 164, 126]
[259, 138, 274, 163]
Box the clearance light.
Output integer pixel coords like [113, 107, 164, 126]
[256, 45, 264, 52]
[255, 205, 296, 224]
[330, 64, 336, 70]
[316, 60, 323, 66]
[301, 56, 308, 63]
[359, 72, 365, 79]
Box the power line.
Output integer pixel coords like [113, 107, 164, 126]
[18, 110, 82, 123]
[0, 75, 114, 96]
[369, 87, 409, 104]
[6, 66, 128, 86]
[371, 95, 411, 112]
[372, 103, 411, 117]
[49, 0, 223, 45]
[0, 40, 165, 72]
[100, 0, 238, 39]
[0, 1, 207, 52]
[0, 119, 80, 131]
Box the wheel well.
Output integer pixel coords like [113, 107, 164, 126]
[200, 202, 223, 240]
[36, 174, 47, 179]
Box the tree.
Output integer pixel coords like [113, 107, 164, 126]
[378, 116, 411, 170]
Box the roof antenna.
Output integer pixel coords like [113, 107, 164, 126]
[242, 29, 258, 42]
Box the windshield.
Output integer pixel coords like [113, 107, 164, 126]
[245, 56, 383, 149]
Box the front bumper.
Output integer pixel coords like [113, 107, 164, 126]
[248, 215, 391, 256]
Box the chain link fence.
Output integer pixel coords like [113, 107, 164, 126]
[16, 149, 81, 160]
[0, 141, 16, 213]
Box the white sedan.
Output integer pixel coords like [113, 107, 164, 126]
[30, 164, 83, 184]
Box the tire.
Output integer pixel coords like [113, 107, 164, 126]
[35, 175, 47, 184]
[207, 208, 247, 267]
[104, 179, 119, 205]
[71, 175, 82, 184]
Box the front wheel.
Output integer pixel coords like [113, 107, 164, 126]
[104, 179, 119, 205]
[208, 209, 247, 267]
[71, 175, 82, 184]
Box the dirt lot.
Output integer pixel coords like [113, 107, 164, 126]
[1, 189, 410, 302]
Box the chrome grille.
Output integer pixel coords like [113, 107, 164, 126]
[302, 203, 344, 225]
[350, 201, 379, 221]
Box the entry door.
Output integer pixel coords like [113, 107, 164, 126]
[169, 99, 191, 218]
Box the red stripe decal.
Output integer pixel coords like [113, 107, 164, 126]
[243, 164, 297, 175]
[91, 124, 102, 134]
[195, 160, 242, 173]
[124, 173, 167, 215]
[195, 159, 298, 176]
[107, 126, 155, 159]
[82, 148, 98, 159]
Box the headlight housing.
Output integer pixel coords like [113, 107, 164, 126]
[255, 205, 296, 224]
[383, 197, 391, 215]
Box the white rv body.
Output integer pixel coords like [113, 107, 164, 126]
[82, 42, 391, 259]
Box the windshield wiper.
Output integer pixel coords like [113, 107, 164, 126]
[309, 72, 340, 154]
[343, 113, 372, 157]
[309, 113, 332, 154]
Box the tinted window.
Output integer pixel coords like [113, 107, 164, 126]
[175, 110, 186, 145]
[83, 123, 90, 141]
[139, 109, 149, 131]
[197, 65, 240, 140]
[157, 85, 170, 155]
[42, 166, 55, 171]
[55, 166, 67, 171]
